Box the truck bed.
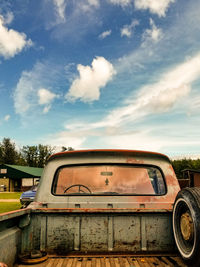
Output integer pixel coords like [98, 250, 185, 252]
[16, 255, 188, 267]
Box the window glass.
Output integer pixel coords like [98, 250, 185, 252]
[53, 165, 165, 195]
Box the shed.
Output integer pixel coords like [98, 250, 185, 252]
[0, 164, 43, 192]
[178, 169, 200, 189]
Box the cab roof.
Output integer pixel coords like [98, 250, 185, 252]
[48, 149, 170, 163]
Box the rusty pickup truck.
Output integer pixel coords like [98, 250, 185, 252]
[0, 149, 200, 267]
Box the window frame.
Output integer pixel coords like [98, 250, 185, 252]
[51, 163, 167, 196]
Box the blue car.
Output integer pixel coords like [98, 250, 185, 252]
[20, 184, 38, 208]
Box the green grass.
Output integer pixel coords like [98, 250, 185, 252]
[0, 202, 21, 214]
[0, 192, 21, 199]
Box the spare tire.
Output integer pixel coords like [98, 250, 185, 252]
[173, 187, 200, 266]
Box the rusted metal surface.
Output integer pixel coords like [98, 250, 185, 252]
[24, 211, 175, 254]
[0, 208, 175, 265]
[0, 208, 30, 222]
[48, 149, 171, 162]
[33, 149, 180, 210]
[178, 179, 190, 189]
[0, 209, 31, 266]
[16, 255, 188, 267]
[0, 150, 182, 266]
[18, 251, 48, 264]
[31, 208, 172, 213]
[180, 212, 194, 241]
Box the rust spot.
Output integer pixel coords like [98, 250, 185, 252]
[126, 158, 144, 164]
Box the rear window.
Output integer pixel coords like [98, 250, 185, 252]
[52, 164, 166, 195]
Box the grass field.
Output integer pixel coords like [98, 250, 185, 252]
[0, 192, 22, 213]
[0, 192, 21, 199]
[0, 202, 21, 214]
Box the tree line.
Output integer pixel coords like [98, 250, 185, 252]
[0, 138, 73, 168]
[171, 158, 200, 179]
[0, 137, 200, 174]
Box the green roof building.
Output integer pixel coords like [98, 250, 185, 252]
[0, 164, 43, 192]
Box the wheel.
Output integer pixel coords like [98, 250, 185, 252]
[173, 187, 200, 266]
[64, 184, 91, 194]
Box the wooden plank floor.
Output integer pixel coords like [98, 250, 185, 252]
[16, 256, 188, 267]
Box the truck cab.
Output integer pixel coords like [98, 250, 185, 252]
[1, 150, 199, 266]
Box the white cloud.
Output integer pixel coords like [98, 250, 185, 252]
[44, 131, 86, 150]
[66, 52, 200, 130]
[121, 27, 131, 38]
[14, 62, 61, 116]
[108, 0, 131, 7]
[148, 84, 190, 112]
[3, 12, 14, 25]
[53, 0, 67, 22]
[48, 49, 200, 152]
[4, 114, 10, 121]
[102, 131, 167, 151]
[0, 15, 32, 59]
[104, 53, 200, 126]
[80, 0, 100, 12]
[38, 88, 58, 113]
[100, 127, 200, 152]
[142, 19, 163, 43]
[66, 56, 116, 102]
[134, 0, 175, 17]
[14, 70, 35, 114]
[38, 88, 57, 105]
[88, 0, 99, 7]
[121, 19, 139, 38]
[99, 30, 112, 39]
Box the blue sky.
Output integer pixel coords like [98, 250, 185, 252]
[0, 0, 200, 157]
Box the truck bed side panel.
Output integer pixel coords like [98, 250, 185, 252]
[27, 210, 175, 254]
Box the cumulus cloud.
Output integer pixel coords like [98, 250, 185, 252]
[142, 19, 163, 43]
[53, 0, 67, 22]
[67, 52, 200, 130]
[108, 0, 131, 7]
[99, 30, 112, 39]
[66, 56, 116, 102]
[134, 0, 175, 17]
[14, 62, 61, 116]
[121, 19, 139, 38]
[38, 88, 58, 113]
[0, 15, 32, 59]
[58, 53, 200, 154]
[56, 53, 200, 152]
[38, 88, 57, 105]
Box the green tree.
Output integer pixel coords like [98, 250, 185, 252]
[37, 144, 54, 167]
[15, 152, 27, 166]
[21, 145, 38, 167]
[171, 158, 200, 179]
[21, 144, 54, 167]
[0, 138, 18, 164]
[0, 144, 3, 163]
